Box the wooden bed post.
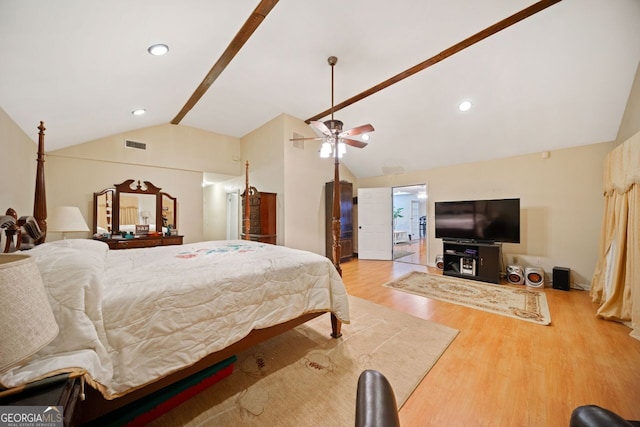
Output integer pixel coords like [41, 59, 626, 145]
[243, 161, 251, 240]
[331, 151, 342, 277]
[33, 121, 47, 243]
[330, 144, 344, 338]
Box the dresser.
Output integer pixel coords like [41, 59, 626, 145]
[241, 190, 276, 244]
[95, 235, 183, 250]
[325, 180, 353, 262]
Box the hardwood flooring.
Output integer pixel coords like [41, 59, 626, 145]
[340, 256, 640, 426]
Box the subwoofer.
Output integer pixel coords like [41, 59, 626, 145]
[525, 267, 545, 288]
[552, 266, 570, 291]
[506, 265, 525, 285]
[435, 255, 444, 270]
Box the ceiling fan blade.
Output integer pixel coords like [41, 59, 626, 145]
[339, 123, 374, 138]
[341, 138, 368, 149]
[309, 120, 332, 137]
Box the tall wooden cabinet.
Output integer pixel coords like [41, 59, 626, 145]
[325, 180, 353, 262]
[241, 189, 277, 244]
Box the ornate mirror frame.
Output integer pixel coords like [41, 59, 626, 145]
[93, 180, 177, 235]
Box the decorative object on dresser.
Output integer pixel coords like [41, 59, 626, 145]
[241, 163, 276, 244]
[325, 180, 353, 263]
[0, 254, 59, 372]
[93, 179, 182, 249]
[47, 206, 90, 239]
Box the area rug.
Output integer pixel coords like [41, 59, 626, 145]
[383, 271, 551, 325]
[148, 296, 458, 427]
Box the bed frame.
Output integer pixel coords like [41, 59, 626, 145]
[2, 122, 344, 423]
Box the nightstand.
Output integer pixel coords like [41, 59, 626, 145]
[0, 375, 83, 427]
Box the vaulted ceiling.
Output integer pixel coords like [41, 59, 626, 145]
[1, 0, 639, 178]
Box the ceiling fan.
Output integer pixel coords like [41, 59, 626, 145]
[290, 56, 374, 157]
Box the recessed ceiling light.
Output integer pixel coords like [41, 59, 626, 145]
[132, 109, 146, 116]
[147, 44, 169, 56]
[361, 134, 370, 141]
[458, 100, 472, 112]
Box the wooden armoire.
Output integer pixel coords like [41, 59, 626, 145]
[241, 188, 277, 244]
[325, 180, 353, 262]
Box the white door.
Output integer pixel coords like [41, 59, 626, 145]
[226, 191, 239, 240]
[411, 200, 420, 238]
[357, 187, 392, 260]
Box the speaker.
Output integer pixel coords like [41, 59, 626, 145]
[525, 267, 545, 288]
[435, 255, 444, 270]
[506, 265, 525, 285]
[553, 266, 570, 291]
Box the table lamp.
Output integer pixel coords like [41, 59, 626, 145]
[47, 206, 89, 239]
[0, 254, 59, 373]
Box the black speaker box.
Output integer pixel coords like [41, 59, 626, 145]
[552, 267, 570, 291]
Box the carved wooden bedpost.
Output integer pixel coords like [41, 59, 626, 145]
[33, 121, 47, 243]
[331, 150, 342, 277]
[330, 144, 343, 338]
[243, 161, 251, 240]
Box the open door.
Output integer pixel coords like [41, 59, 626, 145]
[357, 187, 392, 260]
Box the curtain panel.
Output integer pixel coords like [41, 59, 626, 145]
[591, 131, 640, 339]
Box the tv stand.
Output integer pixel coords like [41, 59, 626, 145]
[442, 240, 501, 284]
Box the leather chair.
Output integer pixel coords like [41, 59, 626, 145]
[570, 405, 640, 427]
[355, 370, 401, 427]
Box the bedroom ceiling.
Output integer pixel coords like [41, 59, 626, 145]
[0, 0, 639, 179]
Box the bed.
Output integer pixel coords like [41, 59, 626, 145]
[0, 122, 350, 422]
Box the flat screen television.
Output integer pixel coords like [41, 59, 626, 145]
[434, 198, 520, 243]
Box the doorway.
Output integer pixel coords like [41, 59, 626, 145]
[392, 184, 427, 265]
[226, 191, 239, 240]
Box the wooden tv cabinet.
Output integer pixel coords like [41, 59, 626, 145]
[442, 240, 501, 284]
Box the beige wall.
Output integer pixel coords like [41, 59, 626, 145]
[0, 107, 37, 214]
[358, 141, 616, 288]
[617, 61, 640, 143]
[44, 123, 242, 242]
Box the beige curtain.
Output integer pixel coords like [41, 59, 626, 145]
[119, 195, 139, 225]
[591, 131, 640, 339]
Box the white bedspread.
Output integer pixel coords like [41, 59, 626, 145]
[0, 239, 350, 398]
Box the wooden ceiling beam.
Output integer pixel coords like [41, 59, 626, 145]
[306, 0, 563, 124]
[171, 0, 280, 124]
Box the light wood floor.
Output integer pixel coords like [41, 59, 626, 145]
[340, 257, 640, 426]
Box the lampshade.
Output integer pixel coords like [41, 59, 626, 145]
[0, 254, 59, 372]
[47, 206, 89, 238]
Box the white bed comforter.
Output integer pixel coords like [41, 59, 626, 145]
[0, 239, 350, 398]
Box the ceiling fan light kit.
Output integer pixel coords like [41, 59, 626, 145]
[289, 56, 374, 158]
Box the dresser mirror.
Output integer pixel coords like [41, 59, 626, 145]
[93, 188, 114, 234]
[93, 180, 177, 236]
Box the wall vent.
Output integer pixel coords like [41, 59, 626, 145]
[292, 133, 305, 150]
[125, 140, 147, 150]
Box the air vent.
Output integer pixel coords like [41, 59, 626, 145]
[125, 140, 147, 150]
[292, 133, 304, 150]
